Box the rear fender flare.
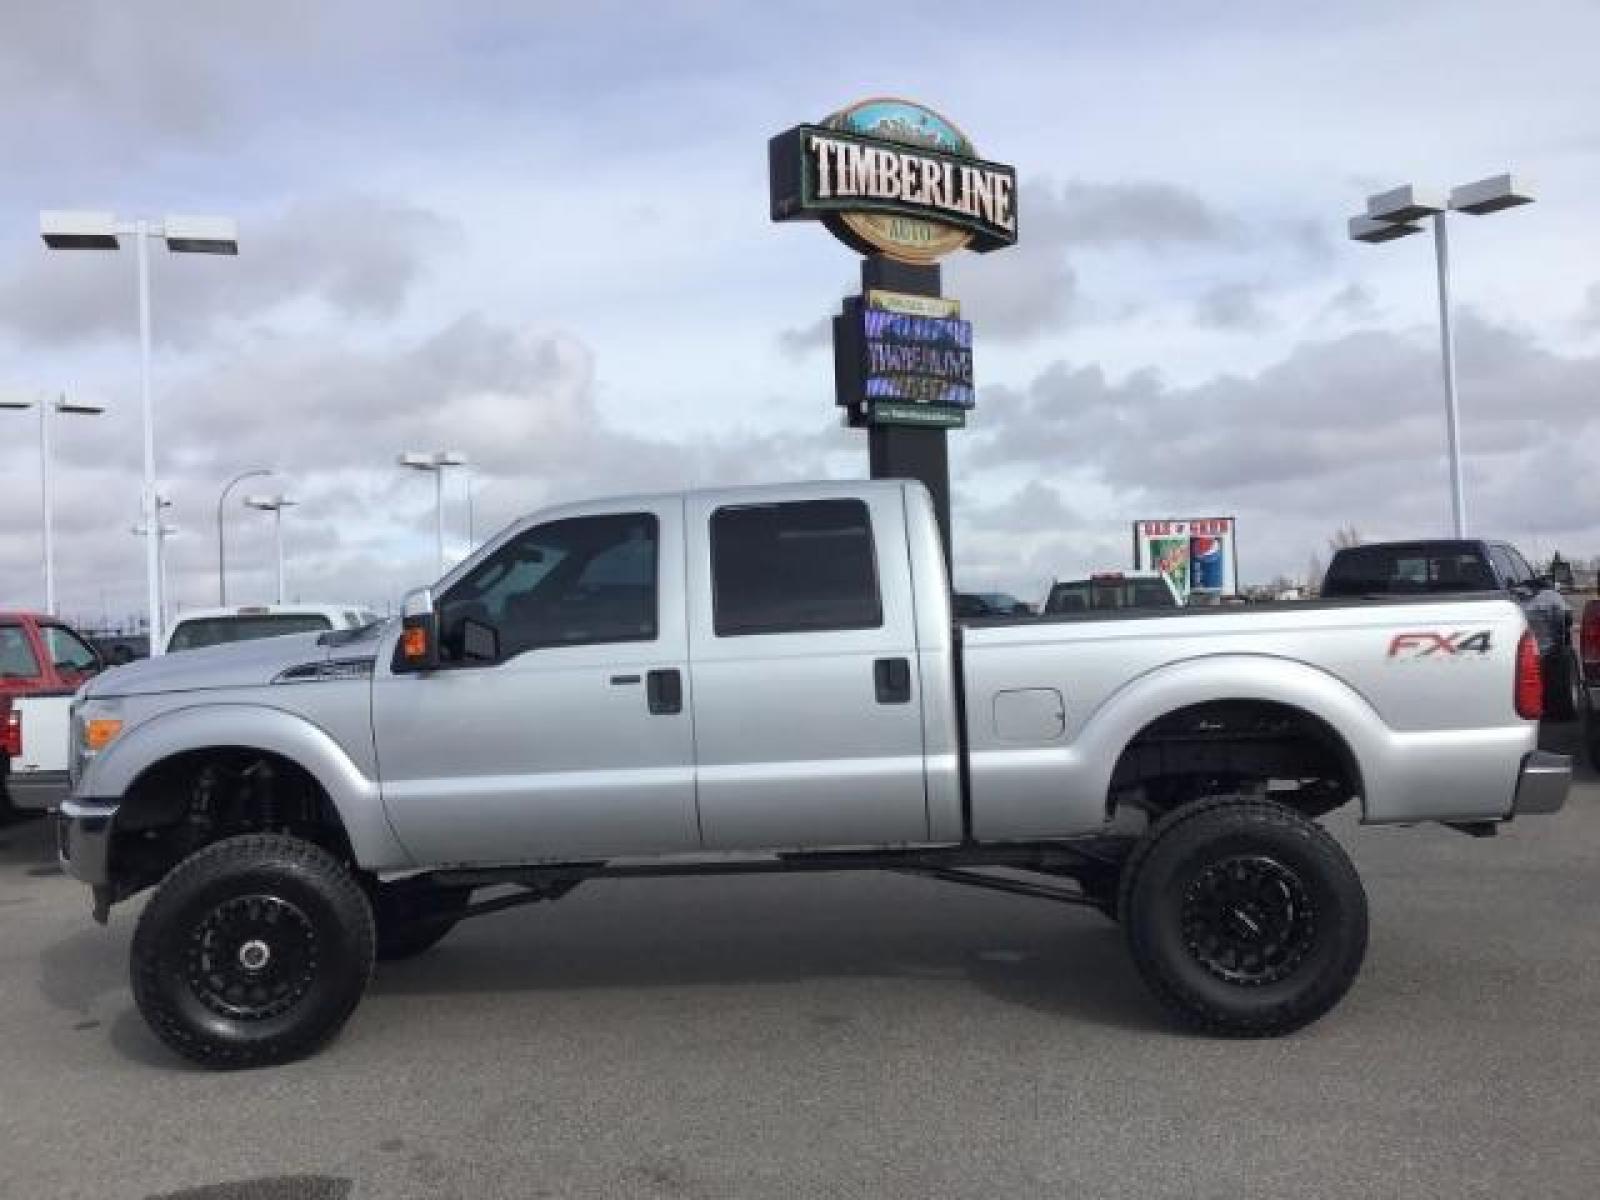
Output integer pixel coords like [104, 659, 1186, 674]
[1080, 654, 1386, 818]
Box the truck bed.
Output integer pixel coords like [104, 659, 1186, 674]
[955, 591, 1532, 841]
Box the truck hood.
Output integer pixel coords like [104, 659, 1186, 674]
[86, 624, 388, 698]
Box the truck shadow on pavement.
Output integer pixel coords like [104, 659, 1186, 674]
[39, 877, 1168, 1070]
[366, 876, 1169, 1035]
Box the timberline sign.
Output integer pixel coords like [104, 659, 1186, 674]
[770, 97, 1018, 264]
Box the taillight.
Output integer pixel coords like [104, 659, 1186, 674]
[1515, 631, 1543, 720]
[1, 704, 19, 758]
[1581, 599, 1600, 669]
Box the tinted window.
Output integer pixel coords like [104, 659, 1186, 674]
[1323, 546, 1498, 595]
[438, 513, 658, 660]
[40, 626, 99, 673]
[1506, 547, 1537, 584]
[1488, 547, 1521, 587]
[1132, 580, 1177, 608]
[1046, 579, 1176, 613]
[168, 614, 334, 652]
[711, 499, 881, 636]
[0, 625, 41, 679]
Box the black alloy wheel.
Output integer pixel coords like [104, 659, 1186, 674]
[1179, 855, 1317, 987]
[186, 894, 319, 1022]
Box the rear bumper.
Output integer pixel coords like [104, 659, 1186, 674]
[1511, 751, 1569, 816]
[56, 798, 118, 887]
[5, 769, 70, 813]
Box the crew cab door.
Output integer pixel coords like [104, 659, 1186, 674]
[685, 488, 929, 850]
[372, 498, 698, 864]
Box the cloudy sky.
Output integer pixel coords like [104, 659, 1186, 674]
[2, 0, 1598, 626]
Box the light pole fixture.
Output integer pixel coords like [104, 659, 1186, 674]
[41, 209, 239, 655]
[0, 391, 105, 614]
[217, 467, 274, 605]
[1347, 173, 1534, 537]
[130, 500, 178, 632]
[398, 450, 467, 576]
[244, 494, 298, 604]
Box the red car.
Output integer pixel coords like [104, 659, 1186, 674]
[0, 612, 102, 699]
[1, 613, 102, 820]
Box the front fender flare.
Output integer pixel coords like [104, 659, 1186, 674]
[83, 702, 413, 870]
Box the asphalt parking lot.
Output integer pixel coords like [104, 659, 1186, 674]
[3, 730, 1598, 1200]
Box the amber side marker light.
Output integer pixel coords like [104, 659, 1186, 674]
[402, 627, 430, 661]
[85, 718, 123, 751]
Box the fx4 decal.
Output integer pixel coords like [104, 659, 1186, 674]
[1387, 630, 1493, 659]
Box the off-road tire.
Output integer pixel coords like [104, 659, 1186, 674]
[131, 833, 374, 1068]
[1544, 648, 1581, 723]
[372, 881, 472, 961]
[1119, 797, 1367, 1037]
[1582, 690, 1600, 773]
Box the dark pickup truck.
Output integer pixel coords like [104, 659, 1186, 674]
[1322, 540, 1579, 719]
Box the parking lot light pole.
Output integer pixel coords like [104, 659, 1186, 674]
[130, 506, 177, 632]
[217, 468, 274, 605]
[0, 391, 105, 613]
[40, 210, 238, 654]
[244, 494, 298, 604]
[398, 451, 467, 576]
[1347, 174, 1534, 538]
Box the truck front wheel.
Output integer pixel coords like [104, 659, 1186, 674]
[1120, 798, 1367, 1037]
[130, 834, 375, 1068]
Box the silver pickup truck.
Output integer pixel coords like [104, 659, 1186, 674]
[58, 480, 1568, 1067]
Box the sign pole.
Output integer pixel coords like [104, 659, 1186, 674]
[769, 97, 1018, 587]
[859, 256, 953, 573]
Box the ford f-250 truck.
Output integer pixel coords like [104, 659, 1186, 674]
[56, 481, 1568, 1067]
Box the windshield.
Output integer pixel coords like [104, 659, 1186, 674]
[167, 613, 335, 652]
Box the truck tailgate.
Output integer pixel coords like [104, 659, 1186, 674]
[6, 691, 73, 812]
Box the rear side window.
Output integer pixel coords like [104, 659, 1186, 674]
[1132, 580, 1177, 607]
[0, 625, 40, 679]
[168, 614, 334, 652]
[1323, 547, 1498, 595]
[711, 499, 882, 636]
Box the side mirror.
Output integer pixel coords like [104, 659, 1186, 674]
[394, 586, 438, 672]
[461, 617, 499, 663]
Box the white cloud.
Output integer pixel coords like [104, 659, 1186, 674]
[3, 1, 1599, 620]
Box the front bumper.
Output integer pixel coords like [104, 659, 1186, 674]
[1511, 751, 1569, 816]
[56, 798, 119, 888]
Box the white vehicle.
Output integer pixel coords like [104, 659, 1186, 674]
[165, 605, 379, 654]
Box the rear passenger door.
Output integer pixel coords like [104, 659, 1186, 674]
[685, 490, 929, 850]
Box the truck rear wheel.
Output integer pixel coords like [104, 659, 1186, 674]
[130, 833, 374, 1068]
[1119, 797, 1367, 1037]
[1544, 648, 1581, 722]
